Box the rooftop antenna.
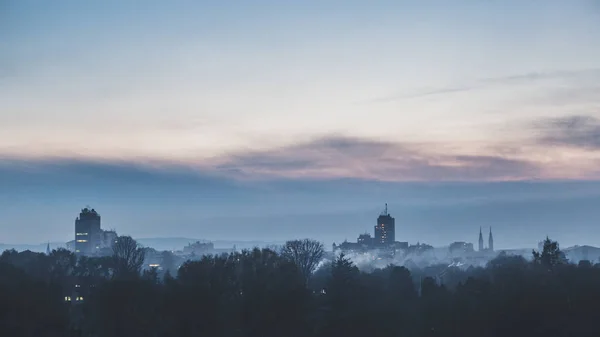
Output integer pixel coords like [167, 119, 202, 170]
[384, 203, 388, 215]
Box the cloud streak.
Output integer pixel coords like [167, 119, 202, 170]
[535, 115, 600, 150]
[213, 136, 542, 182]
[363, 68, 600, 103]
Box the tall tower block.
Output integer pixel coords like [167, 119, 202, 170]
[75, 208, 101, 255]
[375, 203, 395, 245]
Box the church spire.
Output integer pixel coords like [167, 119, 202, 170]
[478, 227, 484, 251]
[488, 227, 494, 251]
[46, 242, 51, 255]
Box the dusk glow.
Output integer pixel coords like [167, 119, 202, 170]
[2, 1, 600, 246]
[3, 1, 600, 180]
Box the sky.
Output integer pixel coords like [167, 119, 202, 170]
[1, 1, 600, 248]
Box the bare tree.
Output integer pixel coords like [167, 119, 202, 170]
[112, 236, 145, 279]
[281, 239, 325, 284]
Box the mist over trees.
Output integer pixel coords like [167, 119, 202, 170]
[2, 237, 600, 337]
[533, 236, 568, 268]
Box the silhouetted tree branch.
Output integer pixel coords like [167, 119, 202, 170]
[112, 236, 145, 279]
[281, 239, 325, 284]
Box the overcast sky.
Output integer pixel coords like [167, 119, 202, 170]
[2, 1, 600, 248]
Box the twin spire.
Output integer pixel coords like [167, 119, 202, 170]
[479, 226, 494, 251]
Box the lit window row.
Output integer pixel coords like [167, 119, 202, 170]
[64, 296, 85, 302]
[76, 239, 88, 243]
[76, 232, 88, 236]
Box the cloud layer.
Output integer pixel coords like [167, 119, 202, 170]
[212, 136, 542, 181]
[5, 119, 600, 183]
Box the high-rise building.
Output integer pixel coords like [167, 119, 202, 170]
[74, 208, 116, 256]
[375, 203, 395, 245]
[75, 208, 101, 255]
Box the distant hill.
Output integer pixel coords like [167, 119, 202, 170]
[8, 239, 591, 258]
[0, 238, 283, 253]
[0, 242, 68, 253]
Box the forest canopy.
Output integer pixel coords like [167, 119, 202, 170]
[1, 237, 599, 337]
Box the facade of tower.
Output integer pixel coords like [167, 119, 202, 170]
[478, 227, 484, 251]
[75, 208, 102, 255]
[374, 204, 395, 245]
[488, 227, 494, 251]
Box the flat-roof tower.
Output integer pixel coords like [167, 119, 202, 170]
[375, 203, 395, 245]
[75, 207, 101, 255]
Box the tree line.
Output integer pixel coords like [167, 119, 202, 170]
[1, 236, 600, 337]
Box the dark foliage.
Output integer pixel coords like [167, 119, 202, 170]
[2, 237, 600, 337]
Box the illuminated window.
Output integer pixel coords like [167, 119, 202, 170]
[76, 233, 88, 236]
[76, 239, 88, 243]
[76, 297, 84, 301]
[75, 284, 81, 288]
[65, 296, 72, 301]
[149, 264, 160, 268]
[75, 250, 80, 253]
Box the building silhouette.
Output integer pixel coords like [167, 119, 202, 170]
[449, 241, 474, 255]
[183, 241, 215, 256]
[357, 233, 374, 245]
[333, 204, 408, 254]
[74, 207, 117, 256]
[478, 226, 494, 252]
[75, 208, 101, 255]
[478, 227, 484, 251]
[375, 203, 395, 245]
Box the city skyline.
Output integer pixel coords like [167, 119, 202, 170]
[1, 184, 598, 250]
[2, 1, 600, 246]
